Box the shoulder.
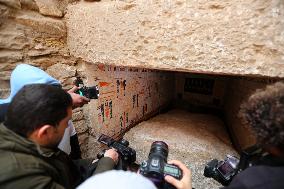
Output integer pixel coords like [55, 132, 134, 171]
[0, 150, 59, 176]
[227, 166, 284, 189]
[0, 151, 62, 188]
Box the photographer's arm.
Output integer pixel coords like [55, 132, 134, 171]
[165, 160, 192, 189]
[93, 149, 119, 175]
[67, 86, 90, 108]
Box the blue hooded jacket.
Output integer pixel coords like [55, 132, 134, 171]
[0, 64, 82, 158]
[0, 64, 60, 104]
[0, 64, 60, 122]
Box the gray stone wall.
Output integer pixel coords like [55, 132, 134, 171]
[67, 0, 284, 77]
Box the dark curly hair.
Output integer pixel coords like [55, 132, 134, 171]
[5, 84, 72, 137]
[239, 82, 284, 148]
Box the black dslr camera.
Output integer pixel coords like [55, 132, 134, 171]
[74, 77, 99, 99]
[97, 134, 136, 170]
[139, 141, 182, 189]
[77, 86, 99, 99]
[204, 145, 262, 186]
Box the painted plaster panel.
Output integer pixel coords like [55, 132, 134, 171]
[175, 73, 228, 109]
[81, 63, 174, 138]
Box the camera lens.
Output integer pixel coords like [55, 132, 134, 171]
[149, 141, 169, 162]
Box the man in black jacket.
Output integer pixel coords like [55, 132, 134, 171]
[223, 82, 284, 189]
[0, 84, 118, 189]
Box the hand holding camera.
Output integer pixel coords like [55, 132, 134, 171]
[165, 160, 192, 189]
[104, 148, 119, 164]
[74, 77, 100, 100]
[139, 141, 191, 189]
[68, 86, 90, 108]
[97, 134, 137, 170]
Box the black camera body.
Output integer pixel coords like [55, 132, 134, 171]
[77, 86, 99, 99]
[204, 155, 239, 186]
[204, 145, 262, 186]
[97, 134, 136, 170]
[74, 76, 99, 99]
[139, 141, 182, 189]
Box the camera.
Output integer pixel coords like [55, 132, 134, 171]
[204, 155, 239, 186]
[77, 86, 99, 99]
[97, 134, 136, 170]
[204, 145, 262, 186]
[74, 76, 99, 99]
[139, 141, 182, 189]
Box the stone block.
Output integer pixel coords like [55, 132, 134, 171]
[0, 0, 21, 9]
[66, 0, 284, 77]
[15, 11, 66, 37]
[34, 0, 63, 17]
[0, 50, 23, 63]
[73, 119, 88, 134]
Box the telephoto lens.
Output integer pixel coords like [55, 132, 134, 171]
[140, 141, 182, 189]
[149, 141, 169, 162]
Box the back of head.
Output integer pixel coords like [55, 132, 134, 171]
[239, 82, 284, 148]
[77, 170, 157, 189]
[0, 64, 60, 104]
[5, 84, 72, 137]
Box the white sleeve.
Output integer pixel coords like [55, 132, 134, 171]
[69, 120, 77, 136]
[57, 121, 76, 155]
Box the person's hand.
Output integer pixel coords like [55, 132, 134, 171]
[104, 148, 119, 164]
[67, 86, 90, 108]
[165, 160, 192, 189]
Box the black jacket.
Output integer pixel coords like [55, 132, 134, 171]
[0, 124, 115, 189]
[0, 103, 8, 123]
[224, 155, 284, 189]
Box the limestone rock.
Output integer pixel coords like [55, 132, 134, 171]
[20, 0, 39, 11]
[0, 22, 28, 50]
[31, 55, 77, 70]
[0, 88, 10, 99]
[34, 0, 63, 17]
[66, 0, 284, 78]
[46, 63, 76, 87]
[0, 4, 9, 18]
[0, 50, 23, 63]
[0, 0, 21, 9]
[15, 11, 66, 37]
[72, 110, 84, 122]
[73, 119, 88, 134]
[0, 63, 17, 72]
[27, 49, 57, 57]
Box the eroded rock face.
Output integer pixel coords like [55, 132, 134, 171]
[124, 109, 238, 189]
[66, 0, 284, 77]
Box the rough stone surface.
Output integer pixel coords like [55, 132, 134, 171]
[15, 11, 66, 37]
[20, 0, 39, 11]
[0, 22, 28, 50]
[46, 63, 76, 88]
[0, 50, 23, 63]
[72, 110, 85, 122]
[67, 0, 284, 77]
[224, 79, 268, 150]
[0, 0, 21, 9]
[73, 119, 88, 134]
[124, 109, 238, 189]
[35, 0, 63, 17]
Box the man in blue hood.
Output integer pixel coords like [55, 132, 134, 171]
[0, 64, 89, 159]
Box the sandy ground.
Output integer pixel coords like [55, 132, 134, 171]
[124, 109, 238, 189]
